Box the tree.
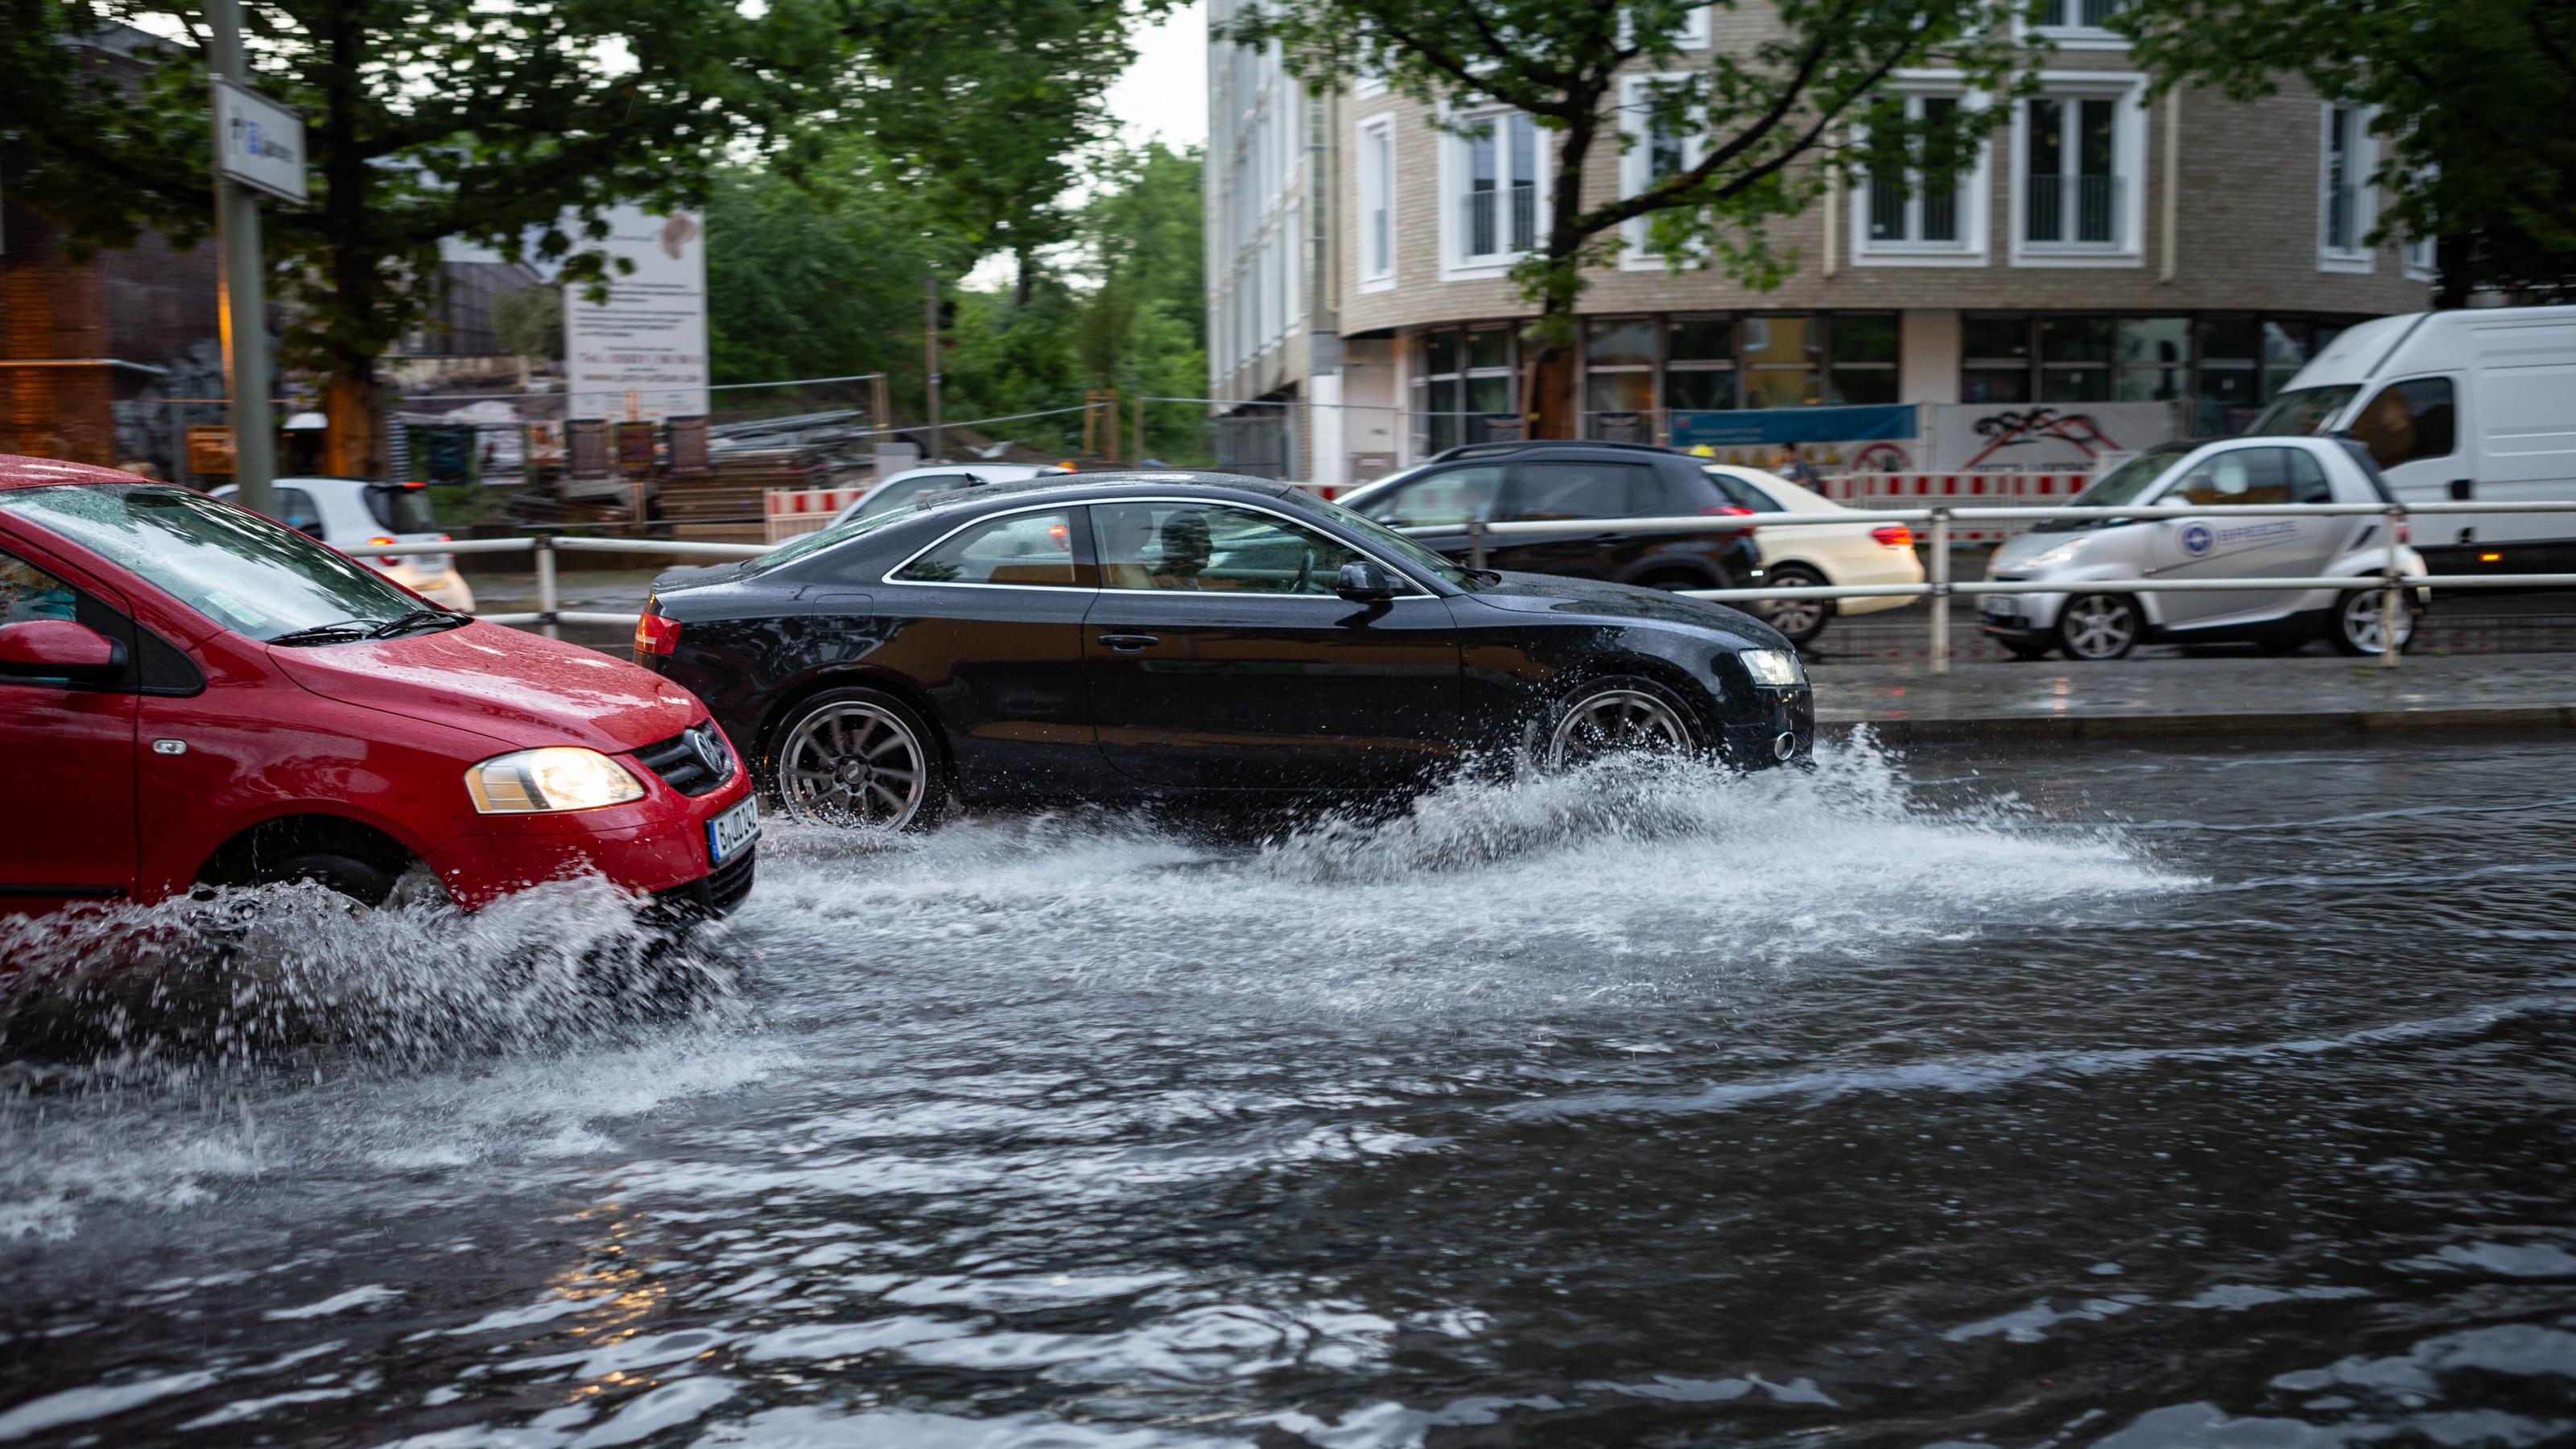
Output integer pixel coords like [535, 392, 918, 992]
[2116, 0, 2576, 305]
[2, 0, 851, 475]
[490, 286, 562, 362]
[1223, 0, 2016, 437]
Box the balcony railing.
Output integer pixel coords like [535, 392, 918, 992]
[2025, 173, 2123, 246]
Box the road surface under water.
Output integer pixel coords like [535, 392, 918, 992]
[2, 736, 2573, 1447]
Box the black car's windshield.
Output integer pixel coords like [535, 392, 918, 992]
[743, 506, 914, 576]
[2029, 449, 2189, 534]
[1300, 494, 1481, 588]
[0, 484, 434, 642]
[2249, 385, 2357, 436]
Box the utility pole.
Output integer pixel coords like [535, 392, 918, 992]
[923, 272, 943, 464]
[207, 0, 278, 516]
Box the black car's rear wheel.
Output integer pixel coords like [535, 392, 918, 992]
[1542, 676, 1700, 770]
[770, 688, 945, 832]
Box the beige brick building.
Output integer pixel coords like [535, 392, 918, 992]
[1204, 0, 2434, 487]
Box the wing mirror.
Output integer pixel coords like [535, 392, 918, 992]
[0, 619, 126, 679]
[1335, 559, 1402, 603]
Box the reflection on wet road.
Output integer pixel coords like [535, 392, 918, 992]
[3, 737, 2574, 1446]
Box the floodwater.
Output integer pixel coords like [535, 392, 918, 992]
[2, 736, 2573, 1447]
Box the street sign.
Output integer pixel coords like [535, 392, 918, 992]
[211, 79, 307, 204]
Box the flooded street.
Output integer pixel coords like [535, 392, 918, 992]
[3, 737, 2574, 1447]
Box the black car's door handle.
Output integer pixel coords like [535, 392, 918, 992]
[1098, 633, 1160, 652]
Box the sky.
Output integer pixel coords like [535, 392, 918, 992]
[1107, 1, 1208, 150]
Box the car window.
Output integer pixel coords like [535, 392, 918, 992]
[1354, 465, 1502, 526]
[0, 551, 80, 626]
[0, 485, 420, 641]
[2249, 384, 2358, 436]
[2287, 448, 2334, 504]
[363, 483, 439, 534]
[274, 487, 324, 535]
[1505, 461, 1657, 521]
[2347, 378, 2457, 469]
[1702, 469, 1785, 513]
[894, 509, 1080, 587]
[1092, 502, 1364, 595]
[2165, 448, 2303, 508]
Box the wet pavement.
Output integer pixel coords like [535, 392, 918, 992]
[5, 737, 2576, 1446]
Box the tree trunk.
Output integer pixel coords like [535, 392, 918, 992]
[1522, 112, 1599, 440]
[1523, 310, 1580, 440]
[1013, 242, 1036, 308]
[2435, 231, 2473, 308]
[321, 365, 384, 477]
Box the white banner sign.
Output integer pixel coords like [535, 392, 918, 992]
[1924, 402, 2181, 473]
[212, 80, 307, 204]
[564, 207, 709, 423]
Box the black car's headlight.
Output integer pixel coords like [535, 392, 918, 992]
[1738, 647, 1804, 687]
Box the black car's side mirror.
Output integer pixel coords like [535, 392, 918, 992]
[1335, 559, 1401, 603]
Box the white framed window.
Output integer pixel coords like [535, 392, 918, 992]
[1618, 4, 1711, 51]
[2026, 0, 2129, 49]
[1851, 79, 1989, 266]
[1441, 108, 1544, 279]
[1619, 73, 1703, 266]
[2318, 103, 2376, 273]
[1357, 117, 1397, 290]
[2009, 72, 2148, 267]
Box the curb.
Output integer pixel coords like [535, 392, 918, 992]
[1819, 705, 2576, 745]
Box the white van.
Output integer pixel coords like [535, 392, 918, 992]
[2255, 305, 2576, 572]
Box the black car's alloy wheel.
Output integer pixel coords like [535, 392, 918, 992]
[1542, 676, 1699, 770]
[771, 688, 944, 831]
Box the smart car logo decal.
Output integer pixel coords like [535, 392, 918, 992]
[2182, 523, 2214, 555]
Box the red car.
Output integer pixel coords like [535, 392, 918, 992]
[0, 457, 758, 919]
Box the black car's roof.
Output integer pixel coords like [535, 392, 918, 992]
[906, 471, 1311, 515]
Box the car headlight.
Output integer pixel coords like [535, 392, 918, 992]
[1739, 646, 1804, 687]
[464, 747, 646, 813]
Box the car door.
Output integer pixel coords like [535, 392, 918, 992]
[1345, 464, 1505, 566]
[1081, 499, 1462, 790]
[1493, 460, 1661, 580]
[2148, 445, 2346, 628]
[0, 538, 140, 914]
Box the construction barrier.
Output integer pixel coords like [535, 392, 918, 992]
[1824, 473, 2091, 543]
[763, 485, 869, 543]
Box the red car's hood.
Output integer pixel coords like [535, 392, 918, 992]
[271, 621, 700, 753]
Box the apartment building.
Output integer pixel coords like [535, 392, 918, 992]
[1204, 0, 2434, 486]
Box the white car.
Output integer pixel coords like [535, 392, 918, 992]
[213, 477, 475, 612]
[1700, 465, 1925, 646]
[828, 463, 1073, 530]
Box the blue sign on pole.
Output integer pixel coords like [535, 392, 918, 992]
[1669, 405, 1918, 450]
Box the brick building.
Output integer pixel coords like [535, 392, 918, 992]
[1205, 0, 2436, 487]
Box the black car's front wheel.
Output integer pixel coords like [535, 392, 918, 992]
[769, 687, 947, 832]
[1539, 675, 1701, 771]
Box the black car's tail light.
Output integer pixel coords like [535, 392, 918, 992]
[635, 612, 682, 655]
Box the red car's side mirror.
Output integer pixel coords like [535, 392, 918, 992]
[0, 619, 125, 679]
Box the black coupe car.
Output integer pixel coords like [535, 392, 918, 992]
[635, 473, 1812, 830]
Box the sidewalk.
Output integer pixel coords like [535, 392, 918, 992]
[1810, 653, 2576, 743]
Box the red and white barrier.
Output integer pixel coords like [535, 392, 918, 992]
[1824, 473, 2091, 543]
[764, 485, 870, 543]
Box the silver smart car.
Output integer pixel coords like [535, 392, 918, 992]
[1980, 436, 2429, 661]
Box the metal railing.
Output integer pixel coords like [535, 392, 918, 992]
[367, 500, 2576, 672]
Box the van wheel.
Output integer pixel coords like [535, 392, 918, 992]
[1755, 564, 1831, 646]
[2330, 588, 2416, 655]
[2057, 594, 2140, 661]
[769, 687, 947, 832]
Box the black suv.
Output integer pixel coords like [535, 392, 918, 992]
[1337, 440, 1765, 592]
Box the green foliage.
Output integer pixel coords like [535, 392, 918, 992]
[2116, 0, 2576, 302]
[489, 287, 562, 362]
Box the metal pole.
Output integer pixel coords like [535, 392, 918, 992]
[1929, 507, 1952, 675]
[923, 272, 943, 464]
[535, 535, 559, 641]
[1468, 518, 1488, 573]
[2380, 503, 2404, 670]
[206, 0, 275, 517]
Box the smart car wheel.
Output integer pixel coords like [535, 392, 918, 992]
[2330, 588, 2415, 656]
[2057, 593, 2140, 662]
[1757, 564, 1831, 646]
[1542, 676, 1700, 770]
[770, 688, 946, 832]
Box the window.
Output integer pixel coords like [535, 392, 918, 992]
[1740, 315, 1823, 408]
[2349, 378, 2457, 469]
[2404, 230, 2438, 282]
[2319, 104, 2375, 270]
[0, 552, 80, 628]
[1702, 469, 1786, 513]
[894, 509, 1080, 587]
[1505, 461, 1665, 521]
[1413, 326, 1517, 455]
[1450, 111, 1540, 270]
[2115, 316, 2190, 402]
[1354, 465, 1503, 526]
[1092, 502, 1363, 595]
[1962, 313, 2035, 402]
[1620, 76, 1702, 263]
[273, 487, 324, 535]
[2030, 0, 2128, 47]
[2013, 77, 2146, 263]
[1357, 118, 1396, 288]
[1665, 317, 1736, 411]
[1585, 317, 1657, 435]
[1828, 313, 1901, 404]
[1855, 87, 1987, 263]
[2165, 448, 2317, 508]
[361, 484, 437, 535]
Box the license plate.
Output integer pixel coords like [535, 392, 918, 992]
[707, 796, 761, 865]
